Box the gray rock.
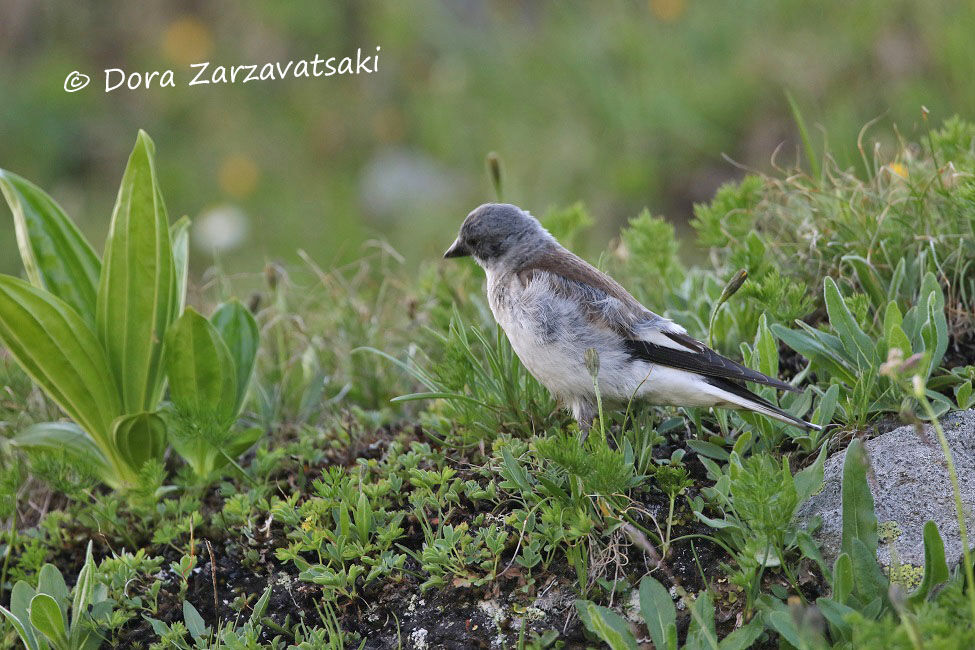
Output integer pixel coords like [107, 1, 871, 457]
[797, 409, 975, 570]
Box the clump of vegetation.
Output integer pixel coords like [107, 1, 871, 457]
[0, 133, 262, 490]
[3, 118, 975, 648]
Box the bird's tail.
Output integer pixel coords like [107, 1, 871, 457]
[703, 376, 823, 432]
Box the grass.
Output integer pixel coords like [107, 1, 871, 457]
[2, 116, 975, 648]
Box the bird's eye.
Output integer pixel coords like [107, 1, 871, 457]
[467, 237, 478, 247]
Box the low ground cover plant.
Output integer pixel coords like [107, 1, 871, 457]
[1, 117, 975, 647]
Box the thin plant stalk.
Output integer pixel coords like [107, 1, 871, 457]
[913, 375, 975, 624]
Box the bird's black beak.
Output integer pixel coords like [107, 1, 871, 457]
[443, 238, 471, 259]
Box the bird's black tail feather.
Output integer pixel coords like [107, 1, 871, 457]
[704, 376, 823, 432]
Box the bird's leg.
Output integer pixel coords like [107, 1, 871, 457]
[571, 400, 595, 443]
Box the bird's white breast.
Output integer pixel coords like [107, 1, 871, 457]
[485, 270, 634, 402]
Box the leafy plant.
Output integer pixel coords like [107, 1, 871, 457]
[770, 438, 957, 647]
[773, 275, 951, 427]
[0, 541, 113, 650]
[163, 302, 262, 480]
[144, 586, 273, 650]
[0, 132, 184, 488]
[575, 576, 764, 650]
[695, 439, 826, 616]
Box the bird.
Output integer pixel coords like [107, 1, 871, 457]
[443, 203, 821, 433]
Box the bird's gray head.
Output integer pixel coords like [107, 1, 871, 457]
[443, 203, 551, 266]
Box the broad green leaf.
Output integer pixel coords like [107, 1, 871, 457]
[883, 301, 912, 357]
[165, 308, 237, 424]
[851, 538, 889, 604]
[97, 130, 178, 413]
[795, 321, 851, 363]
[574, 600, 637, 650]
[920, 272, 945, 313]
[639, 576, 677, 650]
[685, 439, 730, 461]
[888, 257, 906, 303]
[354, 493, 373, 545]
[908, 520, 950, 606]
[12, 422, 112, 482]
[766, 610, 802, 648]
[36, 564, 69, 609]
[171, 216, 190, 314]
[956, 381, 974, 409]
[823, 277, 877, 369]
[501, 447, 533, 493]
[250, 585, 272, 624]
[29, 594, 67, 647]
[0, 604, 39, 650]
[842, 255, 885, 311]
[795, 444, 827, 504]
[145, 616, 171, 637]
[920, 289, 948, 376]
[718, 620, 763, 650]
[112, 411, 167, 471]
[833, 552, 853, 604]
[10, 581, 37, 631]
[816, 597, 855, 642]
[694, 511, 740, 530]
[0, 276, 120, 446]
[0, 169, 101, 324]
[812, 383, 839, 428]
[797, 529, 828, 577]
[685, 591, 718, 650]
[902, 305, 922, 343]
[731, 430, 752, 457]
[861, 596, 884, 619]
[840, 439, 877, 558]
[210, 300, 260, 415]
[227, 426, 264, 458]
[773, 324, 856, 385]
[182, 600, 207, 640]
[3, 581, 40, 650]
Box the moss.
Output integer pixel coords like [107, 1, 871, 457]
[879, 521, 904, 543]
[887, 563, 925, 590]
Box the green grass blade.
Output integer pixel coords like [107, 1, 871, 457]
[785, 89, 821, 181]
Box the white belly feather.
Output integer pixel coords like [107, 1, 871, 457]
[487, 271, 656, 404]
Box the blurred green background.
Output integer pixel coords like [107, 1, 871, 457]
[1, 0, 973, 277]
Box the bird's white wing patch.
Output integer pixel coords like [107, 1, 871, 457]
[633, 321, 697, 351]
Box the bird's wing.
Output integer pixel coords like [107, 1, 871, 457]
[515, 249, 799, 393]
[515, 248, 650, 332]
